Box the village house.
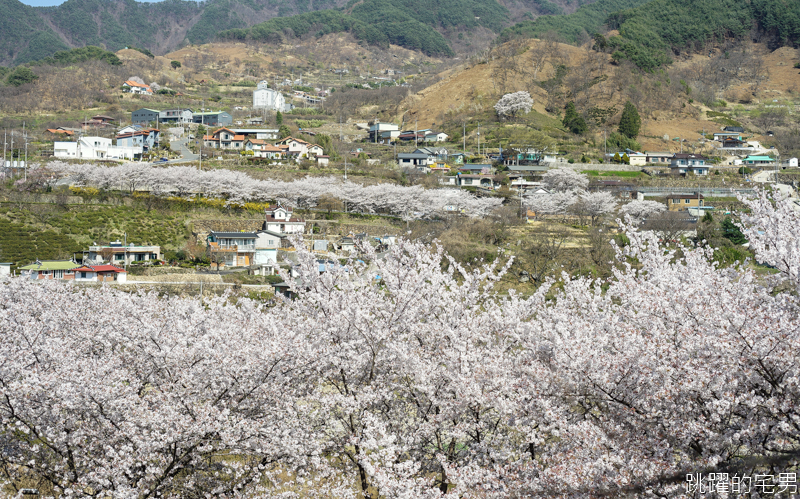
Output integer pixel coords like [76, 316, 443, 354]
[645, 152, 673, 164]
[254, 230, 283, 265]
[122, 80, 153, 95]
[743, 155, 774, 166]
[253, 81, 291, 112]
[670, 153, 709, 175]
[85, 241, 162, 266]
[230, 128, 280, 140]
[667, 193, 704, 211]
[713, 131, 742, 141]
[439, 173, 500, 190]
[18, 260, 79, 280]
[207, 231, 257, 268]
[46, 128, 74, 137]
[368, 123, 401, 143]
[423, 131, 449, 143]
[131, 108, 160, 125]
[263, 204, 306, 234]
[275, 137, 323, 159]
[115, 129, 159, 152]
[204, 128, 245, 149]
[398, 152, 435, 168]
[71, 264, 128, 283]
[159, 109, 193, 124]
[193, 111, 233, 127]
[54, 136, 142, 160]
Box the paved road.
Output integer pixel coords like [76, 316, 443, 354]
[167, 137, 199, 164]
[752, 169, 796, 198]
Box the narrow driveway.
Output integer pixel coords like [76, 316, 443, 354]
[167, 137, 199, 164]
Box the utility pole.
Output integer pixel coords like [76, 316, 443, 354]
[24, 129, 27, 182]
[477, 123, 481, 159]
[463, 121, 466, 153]
[199, 99, 204, 171]
[415, 119, 418, 148]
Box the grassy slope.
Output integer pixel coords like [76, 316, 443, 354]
[0, 203, 189, 267]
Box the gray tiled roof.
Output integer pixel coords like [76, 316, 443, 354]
[210, 231, 257, 238]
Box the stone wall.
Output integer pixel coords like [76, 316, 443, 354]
[545, 162, 643, 172]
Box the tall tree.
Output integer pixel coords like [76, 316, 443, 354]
[562, 101, 587, 134]
[618, 101, 641, 139]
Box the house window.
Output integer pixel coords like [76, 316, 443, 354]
[685, 199, 690, 204]
[80, 272, 88, 278]
[54, 270, 64, 279]
[673, 199, 680, 204]
[115, 254, 125, 260]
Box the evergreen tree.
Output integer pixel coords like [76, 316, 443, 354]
[279, 125, 291, 139]
[618, 101, 641, 139]
[276, 111, 283, 125]
[722, 218, 747, 245]
[6, 66, 38, 86]
[562, 101, 587, 134]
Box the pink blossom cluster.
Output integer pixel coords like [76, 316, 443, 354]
[44, 161, 503, 218]
[1, 191, 799, 497]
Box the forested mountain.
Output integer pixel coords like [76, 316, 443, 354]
[219, 0, 510, 56]
[500, 0, 800, 70]
[3, 0, 797, 68]
[0, 0, 345, 66]
[0, 0, 609, 66]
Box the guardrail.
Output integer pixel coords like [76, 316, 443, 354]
[637, 187, 756, 196]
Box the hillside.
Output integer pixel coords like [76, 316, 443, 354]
[0, 0, 348, 66]
[0, 0, 621, 67]
[501, 0, 800, 70]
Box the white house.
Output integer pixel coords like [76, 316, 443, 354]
[72, 264, 127, 283]
[263, 204, 305, 234]
[275, 137, 323, 159]
[253, 81, 291, 112]
[670, 153, 709, 175]
[54, 136, 142, 160]
[424, 132, 449, 143]
[85, 241, 162, 266]
[122, 80, 153, 95]
[368, 122, 400, 143]
[254, 230, 283, 265]
[159, 109, 193, 124]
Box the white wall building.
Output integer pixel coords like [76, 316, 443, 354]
[263, 204, 306, 234]
[253, 81, 290, 112]
[54, 136, 142, 160]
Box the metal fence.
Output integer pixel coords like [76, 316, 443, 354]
[637, 187, 756, 196]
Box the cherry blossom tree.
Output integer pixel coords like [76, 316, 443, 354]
[620, 198, 667, 222]
[3, 188, 800, 498]
[541, 167, 589, 192]
[44, 162, 502, 219]
[493, 91, 534, 119]
[574, 190, 618, 225]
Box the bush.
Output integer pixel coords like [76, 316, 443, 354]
[738, 166, 752, 175]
